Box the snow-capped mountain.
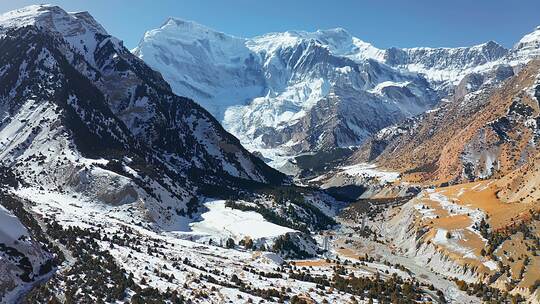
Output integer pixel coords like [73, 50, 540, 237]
[384, 28, 540, 91]
[335, 26, 540, 185]
[135, 20, 540, 169]
[134, 19, 439, 167]
[0, 5, 343, 301]
[0, 4, 285, 209]
[512, 26, 540, 60]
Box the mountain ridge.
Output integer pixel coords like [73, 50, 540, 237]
[134, 19, 442, 167]
[349, 59, 540, 185]
[135, 17, 540, 170]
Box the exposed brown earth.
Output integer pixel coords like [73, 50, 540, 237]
[400, 180, 539, 299]
[353, 60, 540, 185]
[497, 152, 540, 205]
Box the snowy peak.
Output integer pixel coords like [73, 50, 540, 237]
[512, 25, 540, 58]
[135, 16, 250, 66]
[133, 17, 260, 122]
[0, 4, 58, 29]
[150, 17, 243, 45]
[515, 25, 540, 48]
[385, 40, 509, 85]
[248, 27, 384, 62]
[70, 11, 107, 34]
[0, 4, 115, 67]
[469, 40, 508, 60]
[0, 4, 107, 36]
[250, 27, 355, 50]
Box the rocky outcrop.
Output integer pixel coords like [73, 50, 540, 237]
[386, 196, 485, 283]
[0, 200, 52, 303]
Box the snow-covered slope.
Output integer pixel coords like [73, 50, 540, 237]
[512, 26, 540, 60]
[133, 18, 264, 122]
[0, 4, 286, 204]
[190, 200, 296, 241]
[0, 205, 29, 243]
[0, 6, 346, 300]
[134, 20, 439, 167]
[0, 198, 52, 303]
[385, 41, 509, 90]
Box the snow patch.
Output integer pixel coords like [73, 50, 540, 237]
[339, 163, 400, 184]
[189, 200, 295, 241]
[0, 205, 29, 243]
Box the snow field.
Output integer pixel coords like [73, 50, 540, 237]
[189, 200, 296, 241]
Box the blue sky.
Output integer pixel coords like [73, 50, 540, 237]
[1, 1, 539, 50]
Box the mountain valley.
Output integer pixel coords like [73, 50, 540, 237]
[0, 4, 538, 304]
